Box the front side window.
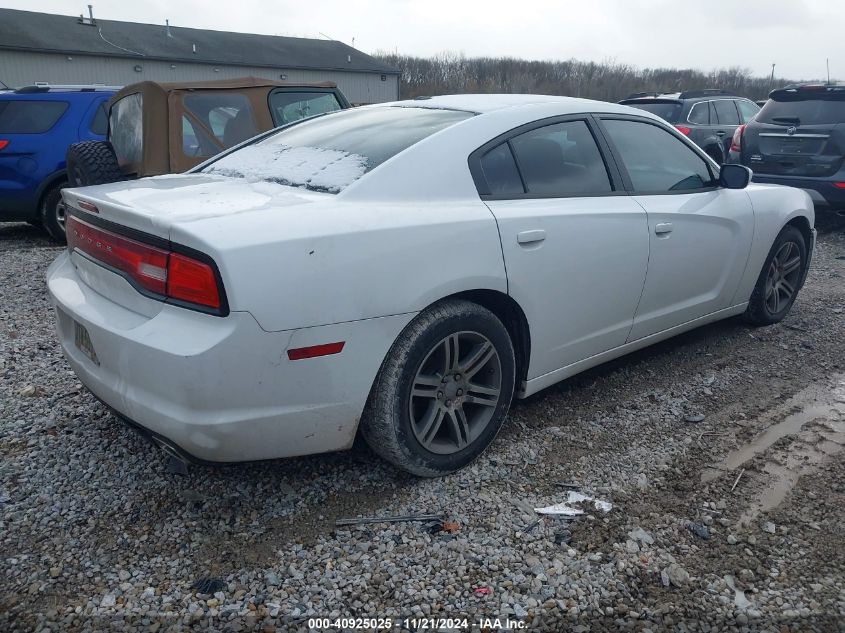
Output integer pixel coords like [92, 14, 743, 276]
[183, 92, 258, 152]
[109, 93, 143, 167]
[0, 100, 68, 133]
[204, 106, 473, 193]
[602, 119, 715, 192]
[687, 102, 710, 125]
[736, 99, 760, 123]
[713, 100, 740, 125]
[509, 121, 612, 196]
[269, 90, 343, 126]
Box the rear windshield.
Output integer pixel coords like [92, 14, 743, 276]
[0, 100, 68, 133]
[203, 106, 474, 193]
[758, 93, 845, 125]
[621, 101, 682, 123]
[268, 90, 343, 126]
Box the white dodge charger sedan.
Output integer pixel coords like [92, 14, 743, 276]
[47, 94, 815, 476]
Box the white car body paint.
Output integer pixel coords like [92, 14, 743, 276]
[48, 94, 815, 462]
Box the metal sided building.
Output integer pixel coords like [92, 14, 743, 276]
[0, 8, 399, 105]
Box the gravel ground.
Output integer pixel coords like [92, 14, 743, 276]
[1, 218, 844, 632]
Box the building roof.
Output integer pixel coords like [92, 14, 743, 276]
[0, 8, 399, 76]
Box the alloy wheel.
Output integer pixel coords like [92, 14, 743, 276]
[764, 241, 802, 315]
[409, 331, 502, 455]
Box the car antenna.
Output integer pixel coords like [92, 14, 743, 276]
[827, 58, 831, 85]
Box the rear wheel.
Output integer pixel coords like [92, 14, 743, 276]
[66, 141, 123, 187]
[39, 183, 68, 243]
[361, 300, 515, 476]
[744, 225, 808, 326]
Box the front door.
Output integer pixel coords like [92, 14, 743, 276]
[598, 117, 755, 341]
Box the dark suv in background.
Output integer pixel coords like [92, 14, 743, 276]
[620, 89, 760, 163]
[728, 83, 845, 212]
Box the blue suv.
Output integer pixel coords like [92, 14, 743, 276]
[0, 85, 118, 241]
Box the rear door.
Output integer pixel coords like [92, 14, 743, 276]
[473, 116, 650, 379]
[597, 116, 754, 341]
[711, 99, 742, 157]
[740, 88, 845, 178]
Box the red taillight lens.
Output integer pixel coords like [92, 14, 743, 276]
[0, 140, 9, 151]
[730, 124, 746, 153]
[67, 215, 168, 295]
[167, 253, 220, 310]
[674, 125, 691, 136]
[833, 182, 845, 189]
[287, 342, 345, 361]
[66, 215, 224, 312]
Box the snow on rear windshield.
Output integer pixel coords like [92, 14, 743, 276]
[202, 106, 474, 193]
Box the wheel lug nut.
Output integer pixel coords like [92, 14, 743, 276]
[437, 391, 443, 399]
[456, 389, 463, 396]
[445, 399, 452, 407]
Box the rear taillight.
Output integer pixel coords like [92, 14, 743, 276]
[730, 124, 746, 153]
[167, 253, 220, 310]
[674, 125, 691, 136]
[834, 182, 845, 189]
[0, 140, 9, 151]
[66, 215, 224, 312]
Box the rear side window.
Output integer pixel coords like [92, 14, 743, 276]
[0, 100, 68, 133]
[90, 101, 108, 135]
[713, 100, 740, 125]
[736, 99, 760, 123]
[757, 96, 845, 125]
[109, 93, 143, 167]
[204, 106, 473, 193]
[183, 92, 258, 151]
[479, 143, 523, 195]
[269, 90, 343, 126]
[687, 102, 710, 124]
[509, 121, 612, 196]
[603, 119, 715, 192]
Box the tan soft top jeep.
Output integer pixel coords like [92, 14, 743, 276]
[66, 76, 349, 189]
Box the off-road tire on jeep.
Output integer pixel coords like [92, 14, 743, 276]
[66, 141, 124, 188]
[744, 225, 808, 326]
[361, 299, 516, 476]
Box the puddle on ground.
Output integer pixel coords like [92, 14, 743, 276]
[702, 374, 845, 525]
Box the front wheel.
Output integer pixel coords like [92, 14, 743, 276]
[361, 300, 516, 476]
[744, 225, 808, 326]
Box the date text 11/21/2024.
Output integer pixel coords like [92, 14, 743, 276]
[307, 617, 528, 630]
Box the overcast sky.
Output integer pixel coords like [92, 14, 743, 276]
[2, 0, 840, 80]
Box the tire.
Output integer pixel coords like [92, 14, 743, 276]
[66, 141, 123, 187]
[361, 300, 516, 477]
[39, 183, 68, 243]
[744, 225, 808, 326]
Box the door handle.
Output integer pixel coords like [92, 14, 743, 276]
[654, 222, 674, 235]
[517, 229, 546, 245]
[716, 130, 727, 136]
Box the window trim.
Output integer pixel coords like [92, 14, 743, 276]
[468, 114, 627, 201]
[686, 101, 711, 125]
[594, 114, 721, 196]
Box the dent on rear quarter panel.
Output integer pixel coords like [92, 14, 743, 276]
[174, 200, 508, 333]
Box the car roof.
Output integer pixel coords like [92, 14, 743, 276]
[375, 93, 643, 116]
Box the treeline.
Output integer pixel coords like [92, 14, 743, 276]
[373, 52, 801, 102]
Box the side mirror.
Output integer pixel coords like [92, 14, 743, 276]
[719, 164, 752, 189]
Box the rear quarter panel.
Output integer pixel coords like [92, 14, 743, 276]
[168, 199, 508, 332]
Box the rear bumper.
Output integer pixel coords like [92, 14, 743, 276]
[47, 251, 413, 462]
[749, 174, 845, 209]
